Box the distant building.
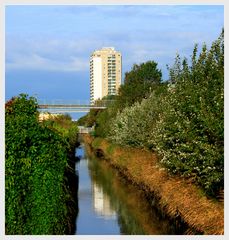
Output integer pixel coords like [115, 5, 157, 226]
[38, 112, 60, 121]
[90, 47, 122, 103]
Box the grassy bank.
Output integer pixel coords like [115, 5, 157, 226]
[83, 134, 224, 235]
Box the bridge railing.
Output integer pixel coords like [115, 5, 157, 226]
[38, 99, 89, 105]
[37, 99, 116, 107]
[78, 126, 94, 134]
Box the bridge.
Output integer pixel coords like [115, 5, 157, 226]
[78, 126, 94, 134]
[38, 100, 114, 113]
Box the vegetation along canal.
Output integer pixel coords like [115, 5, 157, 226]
[74, 143, 184, 235]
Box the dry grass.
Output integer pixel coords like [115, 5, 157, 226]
[82, 135, 224, 235]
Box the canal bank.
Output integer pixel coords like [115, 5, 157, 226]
[82, 134, 224, 235]
[75, 143, 182, 234]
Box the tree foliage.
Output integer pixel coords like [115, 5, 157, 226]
[77, 109, 101, 127]
[109, 87, 167, 148]
[43, 114, 79, 155]
[87, 60, 163, 138]
[153, 30, 224, 196]
[5, 94, 78, 234]
[107, 30, 224, 197]
[117, 61, 162, 109]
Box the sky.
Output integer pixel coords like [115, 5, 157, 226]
[5, 5, 224, 119]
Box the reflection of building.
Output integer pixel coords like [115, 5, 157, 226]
[92, 182, 116, 219]
[90, 47, 122, 103]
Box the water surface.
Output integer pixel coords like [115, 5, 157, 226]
[75, 144, 179, 235]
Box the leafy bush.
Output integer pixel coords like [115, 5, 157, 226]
[77, 109, 101, 127]
[108, 30, 224, 196]
[152, 31, 224, 196]
[43, 114, 79, 155]
[94, 106, 118, 138]
[5, 94, 78, 234]
[109, 90, 165, 148]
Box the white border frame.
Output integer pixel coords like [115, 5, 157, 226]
[0, 1, 227, 240]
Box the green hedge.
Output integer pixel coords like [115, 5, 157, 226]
[5, 94, 78, 234]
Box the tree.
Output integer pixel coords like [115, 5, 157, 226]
[153, 29, 224, 196]
[117, 61, 162, 109]
[108, 29, 224, 197]
[5, 94, 78, 234]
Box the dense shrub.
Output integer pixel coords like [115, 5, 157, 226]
[5, 94, 78, 234]
[77, 96, 118, 138]
[77, 109, 101, 127]
[152, 31, 224, 196]
[43, 114, 79, 155]
[108, 31, 224, 196]
[109, 89, 165, 148]
[94, 107, 117, 138]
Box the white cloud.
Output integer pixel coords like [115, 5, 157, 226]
[5, 35, 95, 72]
[5, 5, 223, 75]
[6, 53, 89, 72]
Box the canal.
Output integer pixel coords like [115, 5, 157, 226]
[74, 143, 182, 235]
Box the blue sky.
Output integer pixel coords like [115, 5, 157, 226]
[5, 5, 224, 118]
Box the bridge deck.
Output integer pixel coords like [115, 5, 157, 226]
[38, 104, 108, 113]
[38, 104, 107, 109]
[37, 100, 114, 113]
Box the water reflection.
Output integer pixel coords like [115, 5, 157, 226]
[92, 182, 117, 219]
[75, 150, 120, 235]
[75, 144, 182, 235]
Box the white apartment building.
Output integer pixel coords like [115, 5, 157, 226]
[90, 47, 122, 103]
